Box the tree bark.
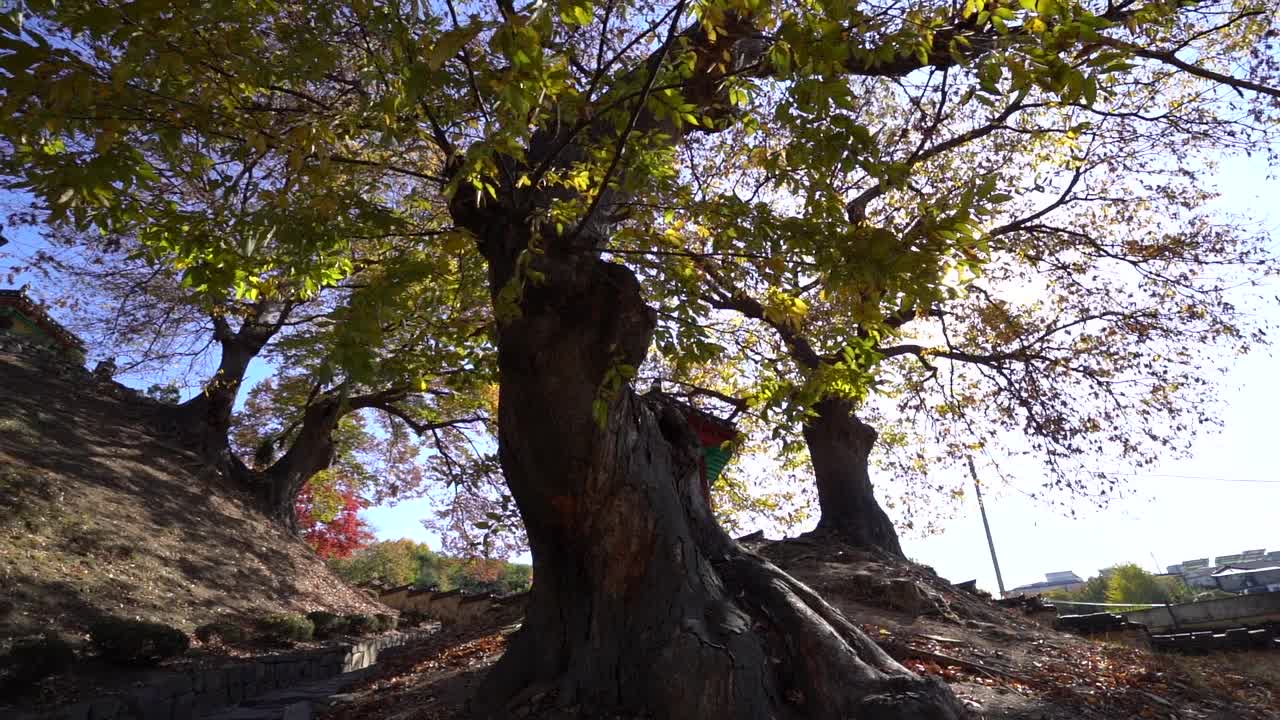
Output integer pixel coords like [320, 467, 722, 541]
[172, 305, 285, 473]
[467, 214, 964, 717]
[803, 397, 905, 557]
[256, 395, 343, 532]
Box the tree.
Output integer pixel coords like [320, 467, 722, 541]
[444, 557, 533, 594]
[328, 539, 432, 588]
[230, 360, 496, 529]
[3, 1, 1278, 718]
[295, 474, 376, 559]
[1050, 574, 1109, 604]
[326, 538, 533, 593]
[2, 55, 497, 531]
[1051, 565, 1191, 605]
[17, 218, 499, 530]
[1105, 564, 1181, 605]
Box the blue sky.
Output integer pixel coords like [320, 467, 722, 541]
[2, 155, 1275, 582]
[902, 153, 1280, 592]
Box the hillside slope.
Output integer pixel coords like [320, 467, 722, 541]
[0, 352, 384, 643]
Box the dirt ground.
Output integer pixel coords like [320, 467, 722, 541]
[320, 537, 1280, 720]
[0, 353, 385, 643]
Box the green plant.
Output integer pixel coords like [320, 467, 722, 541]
[373, 613, 398, 632]
[344, 613, 377, 635]
[2, 636, 76, 688]
[258, 613, 314, 643]
[1107, 564, 1174, 605]
[194, 621, 247, 645]
[89, 618, 189, 666]
[306, 611, 347, 639]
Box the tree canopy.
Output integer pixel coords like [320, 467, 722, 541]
[2, 0, 1275, 526]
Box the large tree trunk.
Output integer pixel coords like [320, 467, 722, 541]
[162, 306, 297, 521]
[171, 304, 287, 469]
[256, 396, 342, 532]
[803, 397, 905, 557]
[174, 334, 262, 461]
[469, 219, 964, 717]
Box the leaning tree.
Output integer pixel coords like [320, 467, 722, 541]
[3, 0, 1278, 717]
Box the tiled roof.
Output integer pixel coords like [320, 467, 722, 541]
[0, 289, 86, 353]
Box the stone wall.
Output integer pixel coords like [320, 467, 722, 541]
[12, 630, 432, 720]
[1122, 591, 1280, 633]
[377, 587, 529, 626]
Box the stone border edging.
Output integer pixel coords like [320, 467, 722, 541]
[11, 630, 434, 720]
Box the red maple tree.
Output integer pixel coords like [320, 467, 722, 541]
[295, 480, 376, 559]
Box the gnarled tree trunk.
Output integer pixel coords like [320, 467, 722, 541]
[804, 397, 904, 557]
[174, 336, 261, 461]
[171, 306, 285, 478]
[256, 396, 343, 531]
[469, 216, 964, 717]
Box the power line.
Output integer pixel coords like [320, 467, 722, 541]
[1088, 470, 1280, 484]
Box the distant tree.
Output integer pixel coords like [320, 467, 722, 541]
[440, 557, 533, 595]
[144, 383, 182, 404]
[1048, 574, 1108, 605]
[414, 549, 448, 590]
[1052, 565, 1189, 606]
[327, 539, 430, 589]
[1106, 564, 1177, 605]
[328, 538, 531, 594]
[1159, 576, 1192, 604]
[499, 563, 534, 595]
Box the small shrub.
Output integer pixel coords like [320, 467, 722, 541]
[344, 613, 377, 635]
[194, 621, 247, 645]
[2, 636, 76, 688]
[89, 618, 189, 666]
[258, 613, 314, 643]
[306, 611, 347, 639]
[374, 613, 398, 632]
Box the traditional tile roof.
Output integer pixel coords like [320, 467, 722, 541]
[0, 288, 86, 356]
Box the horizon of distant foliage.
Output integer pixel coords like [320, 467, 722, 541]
[327, 538, 532, 595]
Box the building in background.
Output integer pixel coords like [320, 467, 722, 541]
[1166, 549, 1280, 591]
[1005, 571, 1085, 598]
[1009, 547, 1280, 599]
[1209, 565, 1280, 594]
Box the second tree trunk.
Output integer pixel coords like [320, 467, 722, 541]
[803, 397, 904, 557]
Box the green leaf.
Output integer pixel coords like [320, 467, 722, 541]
[427, 25, 483, 70]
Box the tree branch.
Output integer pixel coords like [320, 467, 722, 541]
[368, 401, 488, 436]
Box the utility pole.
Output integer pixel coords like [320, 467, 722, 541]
[967, 456, 1006, 597]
